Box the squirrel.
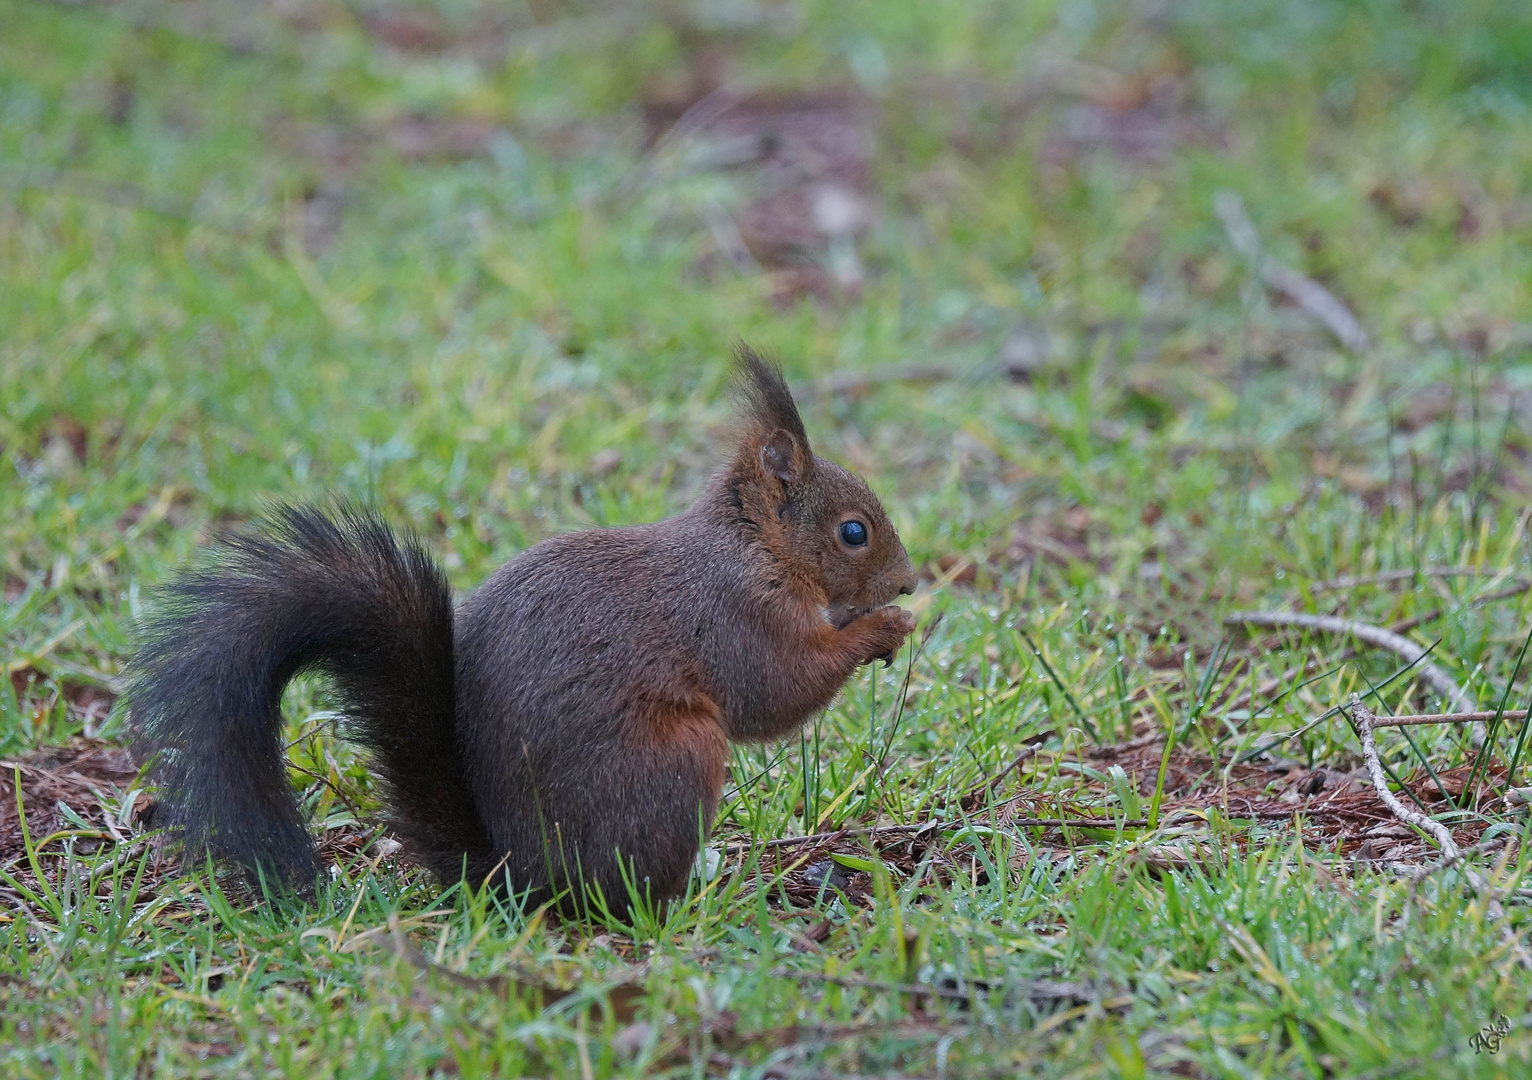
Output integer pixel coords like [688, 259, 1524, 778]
[129, 347, 917, 915]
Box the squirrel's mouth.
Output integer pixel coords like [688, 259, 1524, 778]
[827, 598, 897, 630]
[827, 604, 863, 630]
[827, 577, 912, 629]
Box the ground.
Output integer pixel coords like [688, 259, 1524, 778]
[4, 0, 1532, 1076]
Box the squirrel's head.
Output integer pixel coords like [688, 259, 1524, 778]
[726, 346, 917, 626]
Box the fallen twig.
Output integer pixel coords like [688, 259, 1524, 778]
[1226, 611, 1436, 720]
[1373, 710, 1528, 728]
[1312, 566, 1530, 593]
[1214, 190, 1370, 353]
[961, 743, 1039, 806]
[1405, 837, 1509, 889]
[1382, 609, 1440, 637]
[791, 318, 1185, 400]
[1396, 828, 1530, 967]
[722, 805, 1339, 857]
[1226, 610, 1474, 718]
[1349, 696, 1459, 862]
[611, 81, 753, 203]
[1346, 693, 1530, 959]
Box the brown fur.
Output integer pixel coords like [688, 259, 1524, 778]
[130, 345, 916, 917]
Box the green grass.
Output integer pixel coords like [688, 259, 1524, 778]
[5, 0, 1532, 1075]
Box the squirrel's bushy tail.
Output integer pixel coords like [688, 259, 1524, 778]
[129, 505, 493, 889]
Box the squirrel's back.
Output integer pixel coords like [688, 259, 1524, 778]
[452, 510, 741, 908]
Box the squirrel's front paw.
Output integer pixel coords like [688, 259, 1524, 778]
[851, 605, 916, 666]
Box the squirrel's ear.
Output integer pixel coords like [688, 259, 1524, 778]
[760, 428, 808, 486]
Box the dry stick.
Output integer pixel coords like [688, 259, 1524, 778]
[1373, 710, 1528, 728]
[1225, 610, 1476, 732]
[1224, 580, 1527, 721]
[1383, 609, 1440, 637]
[1350, 695, 1527, 964]
[1349, 696, 1460, 861]
[1406, 837, 1509, 889]
[723, 806, 1340, 857]
[1213, 190, 1370, 353]
[725, 818, 1057, 858]
[962, 744, 1039, 804]
[1312, 567, 1531, 593]
[611, 80, 753, 203]
[1226, 607, 1439, 716]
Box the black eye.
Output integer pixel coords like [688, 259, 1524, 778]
[838, 520, 868, 547]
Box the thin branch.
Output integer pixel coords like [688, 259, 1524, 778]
[1348, 696, 1458, 860]
[1225, 610, 1474, 715]
[1311, 566, 1530, 593]
[1372, 710, 1528, 728]
[961, 744, 1038, 804]
[720, 805, 1332, 857]
[610, 80, 754, 203]
[1214, 190, 1369, 353]
[792, 318, 1185, 400]
[1405, 837, 1508, 888]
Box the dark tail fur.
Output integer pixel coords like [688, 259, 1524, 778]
[129, 505, 493, 889]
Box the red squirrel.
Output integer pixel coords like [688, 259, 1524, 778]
[129, 348, 917, 915]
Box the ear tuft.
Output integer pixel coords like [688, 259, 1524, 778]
[732, 343, 810, 451]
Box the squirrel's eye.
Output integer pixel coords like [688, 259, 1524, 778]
[838, 520, 868, 547]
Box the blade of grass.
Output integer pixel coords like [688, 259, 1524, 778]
[1016, 628, 1097, 741]
[13, 764, 62, 920]
[1466, 622, 1532, 808]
